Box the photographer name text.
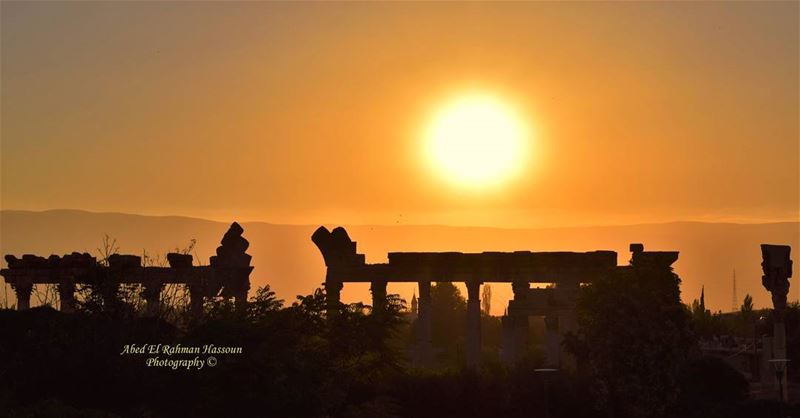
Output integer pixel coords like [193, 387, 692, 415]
[120, 343, 242, 356]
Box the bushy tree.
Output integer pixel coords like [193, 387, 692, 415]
[430, 282, 467, 367]
[564, 265, 695, 418]
[740, 294, 754, 318]
[481, 284, 492, 316]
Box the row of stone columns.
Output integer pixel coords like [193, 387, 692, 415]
[10, 281, 151, 314]
[9, 281, 236, 318]
[326, 278, 484, 369]
[11, 283, 32, 311]
[10, 282, 77, 312]
[500, 281, 580, 368]
[328, 278, 583, 369]
[400, 280, 482, 368]
[502, 315, 562, 367]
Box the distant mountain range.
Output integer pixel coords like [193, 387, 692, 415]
[1, 209, 798, 314]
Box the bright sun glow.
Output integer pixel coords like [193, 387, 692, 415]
[424, 94, 529, 189]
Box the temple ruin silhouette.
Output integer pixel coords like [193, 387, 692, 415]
[0, 222, 252, 318]
[312, 225, 680, 368]
[1, 222, 683, 370]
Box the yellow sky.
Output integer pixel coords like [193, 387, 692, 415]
[2, 2, 798, 228]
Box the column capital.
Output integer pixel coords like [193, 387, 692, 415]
[11, 282, 33, 311]
[58, 281, 76, 313]
[466, 280, 482, 300]
[370, 279, 388, 316]
[370, 279, 387, 292]
[324, 279, 343, 293]
[512, 281, 529, 300]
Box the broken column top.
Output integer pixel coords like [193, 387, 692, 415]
[629, 243, 679, 269]
[761, 244, 792, 313]
[761, 244, 793, 280]
[167, 253, 193, 268]
[312, 226, 365, 268]
[210, 222, 252, 268]
[5, 253, 97, 269]
[108, 254, 142, 269]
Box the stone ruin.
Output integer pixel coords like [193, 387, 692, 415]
[0, 222, 252, 317]
[760, 244, 794, 399]
[761, 244, 793, 320]
[210, 222, 252, 300]
[313, 226, 680, 369]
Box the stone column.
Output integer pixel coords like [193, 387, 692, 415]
[502, 281, 530, 366]
[501, 315, 513, 365]
[325, 277, 343, 319]
[501, 315, 530, 366]
[556, 282, 580, 369]
[99, 283, 120, 309]
[762, 336, 775, 385]
[12, 283, 33, 310]
[142, 283, 162, 317]
[774, 322, 789, 400]
[760, 244, 793, 401]
[370, 279, 387, 317]
[466, 280, 482, 368]
[233, 288, 249, 309]
[416, 280, 433, 366]
[58, 282, 76, 313]
[544, 314, 561, 367]
[188, 284, 205, 319]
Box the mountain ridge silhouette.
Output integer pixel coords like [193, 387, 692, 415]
[1, 209, 798, 314]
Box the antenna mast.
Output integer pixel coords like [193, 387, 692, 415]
[732, 269, 738, 312]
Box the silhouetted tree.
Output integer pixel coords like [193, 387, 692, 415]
[564, 265, 695, 418]
[429, 282, 467, 367]
[741, 294, 754, 317]
[481, 284, 492, 316]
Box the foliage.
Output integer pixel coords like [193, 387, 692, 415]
[3, 233, 782, 416]
[1, 274, 786, 418]
[481, 284, 492, 316]
[674, 356, 748, 418]
[429, 282, 466, 367]
[0, 284, 411, 417]
[740, 294, 754, 318]
[564, 265, 695, 418]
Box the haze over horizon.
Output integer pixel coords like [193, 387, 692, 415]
[2, 209, 798, 316]
[2, 207, 799, 229]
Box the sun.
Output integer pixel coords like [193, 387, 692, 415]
[424, 93, 529, 189]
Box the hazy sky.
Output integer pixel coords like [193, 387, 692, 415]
[2, 2, 798, 228]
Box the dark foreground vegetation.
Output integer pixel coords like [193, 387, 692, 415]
[1, 265, 797, 418]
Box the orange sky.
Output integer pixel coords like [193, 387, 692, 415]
[2, 2, 798, 228]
